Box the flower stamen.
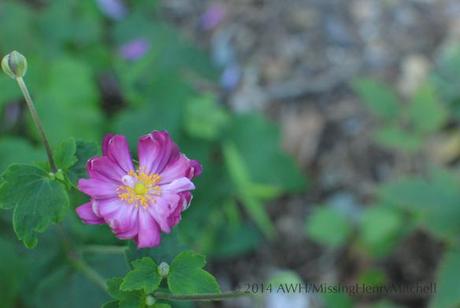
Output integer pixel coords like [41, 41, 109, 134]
[117, 170, 161, 208]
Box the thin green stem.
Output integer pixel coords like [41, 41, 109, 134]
[70, 256, 108, 292]
[57, 226, 107, 292]
[15, 77, 57, 172]
[153, 290, 251, 301]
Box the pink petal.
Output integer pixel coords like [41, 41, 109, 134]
[148, 194, 180, 233]
[102, 133, 114, 156]
[180, 191, 192, 210]
[76, 202, 104, 224]
[161, 177, 195, 193]
[138, 131, 180, 174]
[187, 160, 203, 178]
[105, 135, 134, 172]
[94, 198, 120, 217]
[136, 209, 161, 248]
[78, 178, 118, 198]
[167, 192, 192, 227]
[87, 156, 125, 183]
[110, 207, 139, 239]
[160, 155, 202, 184]
[96, 198, 139, 238]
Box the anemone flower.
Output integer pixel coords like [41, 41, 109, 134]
[76, 131, 201, 248]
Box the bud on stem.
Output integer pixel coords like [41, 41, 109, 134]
[157, 262, 170, 278]
[2, 51, 57, 173]
[2, 50, 27, 79]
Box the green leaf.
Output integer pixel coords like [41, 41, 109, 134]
[0, 164, 69, 248]
[227, 113, 306, 192]
[305, 206, 352, 248]
[357, 268, 386, 287]
[430, 248, 460, 308]
[54, 138, 77, 170]
[373, 126, 422, 152]
[0, 137, 44, 173]
[378, 170, 460, 240]
[168, 251, 221, 295]
[223, 142, 276, 238]
[407, 83, 447, 134]
[359, 206, 404, 256]
[121, 257, 162, 293]
[322, 293, 354, 308]
[68, 140, 98, 184]
[107, 277, 125, 299]
[184, 94, 229, 140]
[352, 78, 400, 119]
[431, 43, 460, 119]
[152, 304, 171, 308]
[101, 301, 118, 308]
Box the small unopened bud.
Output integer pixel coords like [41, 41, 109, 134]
[145, 295, 156, 306]
[2, 51, 27, 79]
[55, 169, 65, 181]
[157, 261, 169, 278]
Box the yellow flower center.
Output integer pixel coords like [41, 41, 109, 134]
[134, 182, 148, 195]
[117, 170, 161, 208]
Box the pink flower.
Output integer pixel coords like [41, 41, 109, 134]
[118, 38, 150, 61]
[76, 131, 202, 248]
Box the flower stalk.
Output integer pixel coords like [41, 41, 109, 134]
[1, 51, 57, 173]
[16, 77, 58, 173]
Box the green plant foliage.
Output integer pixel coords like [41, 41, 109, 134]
[223, 141, 276, 237]
[357, 268, 386, 287]
[167, 251, 221, 295]
[0, 1, 308, 306]
[305, 206, 352, 248]
[227, 113, 306, 192]
[322, 293, 354, 308]
[407, 84, 447, 134]
[0, 164, 69, 248]
[354, 78, 447, 153]
[359, 205, 406, 256]
[34, 253, 128, 308]
[430, 248, 460, 308]
[373, 126, 422, 152]
[54, 138, 78, 170]
[33, 58, 104, 144]
[0, 137, 44, 172]
[126, 230, 188, 265]
[352, 78, 400, 119]
[431, 43, 460, 118]
[184, 94, 229, 140]
[0, 238, 27, 307]
[67, 140, 98, 185]
[378, 169, 460, 241]
[121, 258, 162, 294]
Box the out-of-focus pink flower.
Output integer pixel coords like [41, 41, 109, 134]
[200, 3, 226, 31]
[119, 38, 150, 61]
[76, 131, 202, 248]
[96, 0, 127, 21]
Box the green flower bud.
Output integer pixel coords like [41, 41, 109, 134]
[145, 295, 156, 306]
[2, 50, 27, 79]
[157, 261, 169, 278]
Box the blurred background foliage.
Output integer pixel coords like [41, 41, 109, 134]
[2, 0, 460, 308]
[0, 1, 306, 307]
